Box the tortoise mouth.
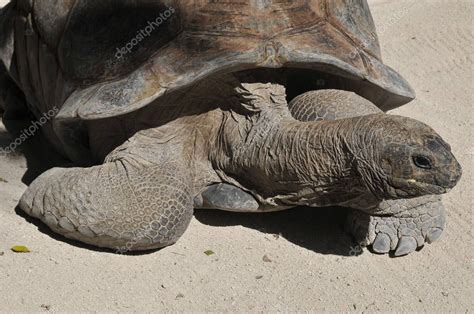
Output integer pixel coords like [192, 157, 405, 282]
[389, 177, 451, 197]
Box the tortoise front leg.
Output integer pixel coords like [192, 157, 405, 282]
[289, 89, 447, 256]
[20, 129, 194, 252]
[346, 196, 445, 256]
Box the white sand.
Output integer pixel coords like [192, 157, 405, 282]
[0, 0, 472, 312]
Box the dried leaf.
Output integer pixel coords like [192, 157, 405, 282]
[204, 250, 215, 256]
[255, 275, 263, 280]
[11, 245, 30, 253]
[263, 254, 272, 263]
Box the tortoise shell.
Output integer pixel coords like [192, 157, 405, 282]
[4, 0, 414, 122]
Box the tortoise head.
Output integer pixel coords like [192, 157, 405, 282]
[356, 115, 462, 199]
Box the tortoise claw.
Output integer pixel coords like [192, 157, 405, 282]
[372, 233, 391, 254]
[426, 228, 443, 244]
[394, 236, 417, 257]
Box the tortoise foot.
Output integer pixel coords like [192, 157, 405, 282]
[346, 196, 446, 256]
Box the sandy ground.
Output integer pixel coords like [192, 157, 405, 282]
[0, 0, 472, 312]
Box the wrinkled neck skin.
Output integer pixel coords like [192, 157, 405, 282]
[210, 105, 385, 210]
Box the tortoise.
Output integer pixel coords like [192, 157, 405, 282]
[0, 0, 461, 256]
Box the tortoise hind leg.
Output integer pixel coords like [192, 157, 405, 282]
[289, 89, 446, 256]
[20, 130, 194, 252]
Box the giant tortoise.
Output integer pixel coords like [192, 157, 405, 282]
[0, 0, 461, 255]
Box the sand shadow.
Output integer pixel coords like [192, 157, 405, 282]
[194, 206, 358, 257]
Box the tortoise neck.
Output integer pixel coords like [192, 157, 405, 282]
[212, 109, 377, 207]
[266, 118, 367, 207]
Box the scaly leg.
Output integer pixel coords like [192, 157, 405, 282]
[20, 129, 194, 252]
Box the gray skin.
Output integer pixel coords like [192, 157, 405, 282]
[18, 74, 462, 254]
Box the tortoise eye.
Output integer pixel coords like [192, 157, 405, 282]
[413, 155, 432, 169]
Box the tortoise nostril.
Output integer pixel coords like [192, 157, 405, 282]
[413, 155, 432, 169]
[442, 161, 462, 188]
[447, 175, 461, 188]
[451, 161, 463, 184]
